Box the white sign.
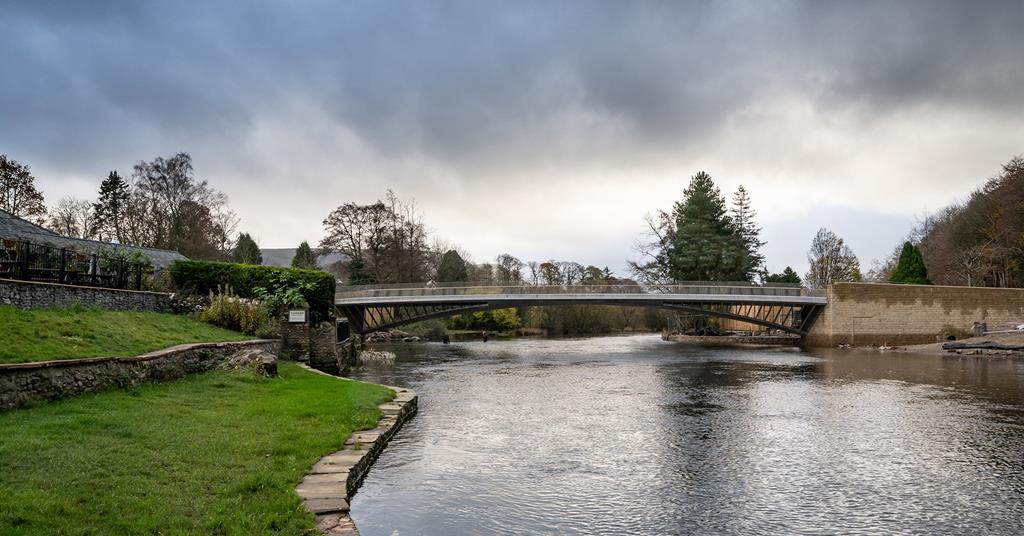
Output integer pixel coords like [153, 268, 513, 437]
[288, 309, 307, 323]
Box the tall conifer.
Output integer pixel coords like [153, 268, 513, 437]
[731, 185, 765, 281]
[890, 242, 930, 284]
[93, 171, 129, 242]
[669, 171, 744, 281]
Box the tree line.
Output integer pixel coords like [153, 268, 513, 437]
[868, 156, 1024, 288]
[0, 152, 260, 263]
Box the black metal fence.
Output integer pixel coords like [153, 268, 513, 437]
[0, 237, 148, 290]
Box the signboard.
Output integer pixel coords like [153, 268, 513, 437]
[288, 309, 307, 323]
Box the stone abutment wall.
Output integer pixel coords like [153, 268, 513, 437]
[805, 282, 1024, 347]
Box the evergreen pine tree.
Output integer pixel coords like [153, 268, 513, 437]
[93, 171, 129, 242]
[436, 250, 469, 282]
[291, 241, 320, 270]
[889, 242, 931, 284]
[731, 185, 765, 281]
[233, 233, 263, 265]
[347, 257, 373, 285]
[766, 266, 802, 284]
[668, 171, 744, 281]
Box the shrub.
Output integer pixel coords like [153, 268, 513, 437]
[199, 286, 270, 336]
[170, 292, 207, 315]
[169, 260, 336, 321]
[404, 318, 448, 340]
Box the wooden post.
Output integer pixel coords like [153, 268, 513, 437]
[91, 254, 98, 286]
[19, 242, 29, 279]
[59, 248, 67, 283]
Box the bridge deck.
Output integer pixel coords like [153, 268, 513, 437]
[335, 293, 827, 306]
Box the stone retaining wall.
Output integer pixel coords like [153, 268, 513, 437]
[295, 365, 418, 536]
[0, 278, 171, 312]
[0, 339, 280, 411]
[805, 282, 1024, 347]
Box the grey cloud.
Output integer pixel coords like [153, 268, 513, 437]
[5, 1, 1023, 168]
[2, 1, 1022, 271]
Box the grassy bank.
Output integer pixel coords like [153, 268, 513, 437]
[0, 305, 252, 364]
[0, 362, 393, 534]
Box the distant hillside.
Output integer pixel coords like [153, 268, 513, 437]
[259, 248, 346, 269]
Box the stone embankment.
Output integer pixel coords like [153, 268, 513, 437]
[0, 339, 279, 411]
[295, 365, 418, 536]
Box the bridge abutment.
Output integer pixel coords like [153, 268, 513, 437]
[804, 282, 1024, 347]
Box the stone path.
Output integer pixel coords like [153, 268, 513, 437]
[295, 364, 418, 535]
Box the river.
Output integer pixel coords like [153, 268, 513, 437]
[348, 334, 1024, 535]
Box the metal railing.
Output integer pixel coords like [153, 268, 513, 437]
[336, 281, 824, 300]
[0, 237, 148, 290]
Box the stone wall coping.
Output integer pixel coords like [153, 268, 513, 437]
[832, 281, 1024, 293]
[0, 339, 279, 371]
[0, 277, 172, 297]
[295, 364, 418, 535]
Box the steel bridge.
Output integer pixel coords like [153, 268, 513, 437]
[335, 283, 827, 337]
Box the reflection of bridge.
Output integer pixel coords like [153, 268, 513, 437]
[336, 283, 827, 337]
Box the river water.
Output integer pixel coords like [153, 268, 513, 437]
[348, 335, 1024, 535]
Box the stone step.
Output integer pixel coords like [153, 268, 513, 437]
[296, 482, 347, 500]
[303, 497, 350, 514]
[302, 473, 348, 485]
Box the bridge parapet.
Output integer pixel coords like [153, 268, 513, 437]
[336, 282, 824, 300]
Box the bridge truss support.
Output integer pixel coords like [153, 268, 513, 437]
[663, 302, 823, 336]
[337, 302, 492, 335]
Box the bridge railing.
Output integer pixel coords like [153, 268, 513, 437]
[336, 282, 825, 300]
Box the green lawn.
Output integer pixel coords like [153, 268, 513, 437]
[0, 362, 393, 535]
[0, 305, 253, 364]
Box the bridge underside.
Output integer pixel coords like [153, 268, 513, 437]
[337, 300, 824, 337]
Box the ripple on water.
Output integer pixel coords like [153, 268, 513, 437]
[350, 335, 1024, 535]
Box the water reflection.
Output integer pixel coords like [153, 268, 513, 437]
[349, 335, 1024, 535]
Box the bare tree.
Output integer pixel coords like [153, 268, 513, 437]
[320, 191, 433, 283]
[628, 211, 674, 284]
[526, 261, 540, 286]
[495, 253, 524, 285]
[805, 228, 861, 288]
[118, 153, 236, 259]
[47, 197, 97, 239]
[557, 261, 585, 285]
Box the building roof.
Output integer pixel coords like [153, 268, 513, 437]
[0, 208, 187, 268]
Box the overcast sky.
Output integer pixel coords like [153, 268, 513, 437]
[3, 1, 1023, 277]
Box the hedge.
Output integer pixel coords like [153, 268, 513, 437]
[169, 260, 336, 321]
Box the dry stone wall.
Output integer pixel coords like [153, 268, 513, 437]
[805, 282, 1024, 347]
[0, 339, 279, 411]
[0, 278, 171, 312]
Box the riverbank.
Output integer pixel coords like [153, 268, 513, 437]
[662, 332, 801, 346]
[296, 365, 418, 535]
[365, 327, 660, 343]
[880, 331, 1024, 357]
[0, 361, 392, 534]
